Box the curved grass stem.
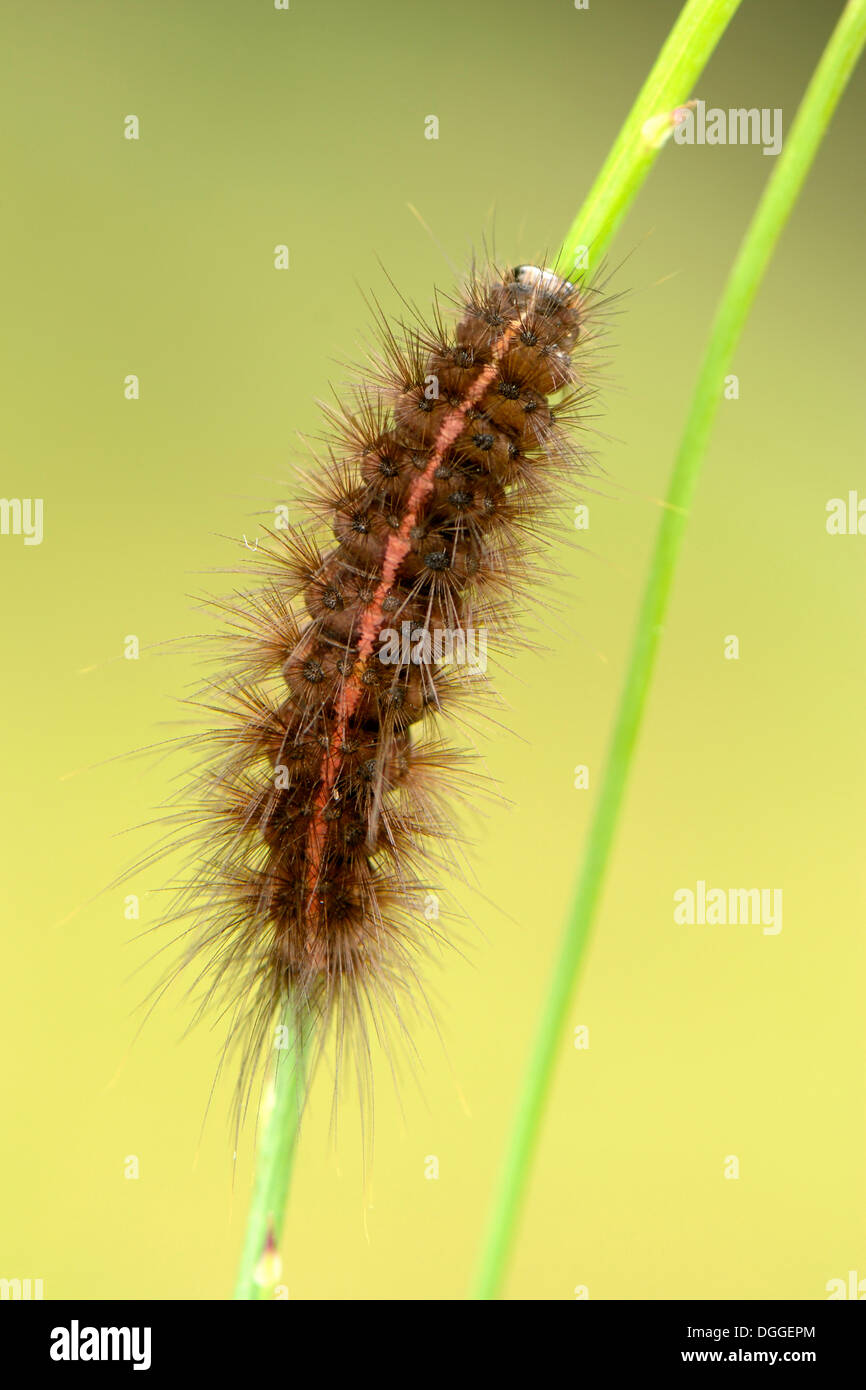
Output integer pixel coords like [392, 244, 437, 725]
[472, 0, 866, 1301]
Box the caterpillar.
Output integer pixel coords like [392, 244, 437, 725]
[156, 260, 603, 1116]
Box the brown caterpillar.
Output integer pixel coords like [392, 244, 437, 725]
[157, 262, 602, 1114]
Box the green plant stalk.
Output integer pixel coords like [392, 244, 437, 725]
[557, 0, 744, 272]
[233, 1003, 308, 1300]
[231, 0, 743, 1303]
[472, 0, 866, 1301]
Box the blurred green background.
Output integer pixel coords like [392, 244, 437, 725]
[2, 0, 864, 1300]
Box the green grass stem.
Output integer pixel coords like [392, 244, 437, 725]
[233, 1005, 309, 1300]
[472, 0, 866, 1301]
[557, 0, 744, 272]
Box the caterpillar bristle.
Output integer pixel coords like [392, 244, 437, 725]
[143, 259, 606, 1128]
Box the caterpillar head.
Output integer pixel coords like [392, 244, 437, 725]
[511, 265, 574, 301]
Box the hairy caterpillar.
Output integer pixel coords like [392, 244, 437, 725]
[155, 261, 603, 1115]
